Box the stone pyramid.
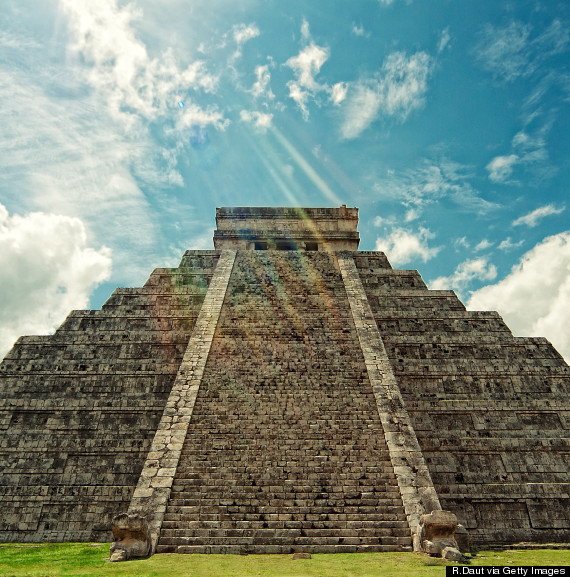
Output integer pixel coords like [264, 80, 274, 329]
[0, 206, 568, 555]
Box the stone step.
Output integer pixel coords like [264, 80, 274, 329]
[159, 527, 411, 540]
[173, 459, 395, 466]
[167, 482, 399, 490]
[160, 516, 408, 529]
[172, 463, 396, 470]
[170, 476, 397, 484]
[159, 523, 410, 535]
[158, 534, 412, 547]
[177, 446, 393, 453]
[164, 503, 406, 511]
[170, 472, 395, 482]
[165, 496, 405, 505]
[162, 513, 408, 534]
[155, 252, 414, 554]
[169, 487, 403, 496]
[156, 543, 413, 554]
[171, 469, 396, 477]
[171, 476, 400, 484]
[166, 489, 402, 499]
[164, 500, 404, 511]
[163, 505, 406, 517]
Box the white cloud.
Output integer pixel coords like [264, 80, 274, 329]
[380, 51, 432, 117]
[285, 43, 330, 118]
[0, 66, 163, 284]
[534, 18, 570, 57]
[438, 28, 451, 53]
[475, 239, 493, 252]
[340, 83, 382, 139]
[490, 112, 555, 185]
[330, 82, 348, 105]
[512, 130, 531, 148]
[177, 104, 230, 132]
[287, 83, 310, 119]
[352, 24, 369, 38]
[486, 154, 519, 182]
[250, 64, 274, 99]
[340, 51, 431, 138]
[233, 23, 260, 46]
[300, 18, 311, 40]
[286, 43, 329, 91]
[0, 204, 112, 359]
[512, 122, 550, 156]
[430, 257, 497, 293]
[0, 30, 41, 50]
[61, 0, 222, 128]
[468, 232, 570, 362]
[512, 204, 565, 227]
[372, 157, 500, 216]
[232, 23, 260, 59]
[375, 227, 440, 266]
[373, 215, 396, 227]
[455, 236, 470, 249]
[476, 19, 570, 85]
[38, 0, 228, 285]
[497, 237, 524, 251]
[240, 109, 273, 129]
[284, 25, 358, 119]
[405, 208, 420, 222]
[476, 21, 532, 82]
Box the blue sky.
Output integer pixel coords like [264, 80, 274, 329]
[0, 0, 569, 361]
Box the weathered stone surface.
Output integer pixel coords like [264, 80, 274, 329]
[455, 524, 470, 554]
[442, 546, 467, 563]
[0, 252, 220, 543]
[0, 206, 569, 552]
[338, 253, 440, 551]
[155, 251, 413, 554]
[127, 250, 236, 554]
[419, 510, 458, 553]
[109, 513, 150, 561]
[354, 251, 570, 546]
[419, 510, 468, 563]
[213, 206, 359, 251]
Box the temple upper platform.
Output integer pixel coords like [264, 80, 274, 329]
[213, 205, 360, 251]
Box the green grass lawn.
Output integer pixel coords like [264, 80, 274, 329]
[0, 544, 568, 577]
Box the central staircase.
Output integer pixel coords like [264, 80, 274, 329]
[156, 252, 412, 553]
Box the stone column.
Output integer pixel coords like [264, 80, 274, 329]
[125, 250, 237, 553]
[337, 252, 441, 550]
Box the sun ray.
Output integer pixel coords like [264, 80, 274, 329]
[270, 127, 342, 206]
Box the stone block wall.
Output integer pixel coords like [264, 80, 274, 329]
[213, 206, 360, 251]
[0, 251, 219, 542]
[354, 251, 570, 545]
[157, 251, 412, 554]
[0, 245, 568, 549]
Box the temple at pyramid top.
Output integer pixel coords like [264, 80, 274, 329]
[213, 205, 360, 251]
